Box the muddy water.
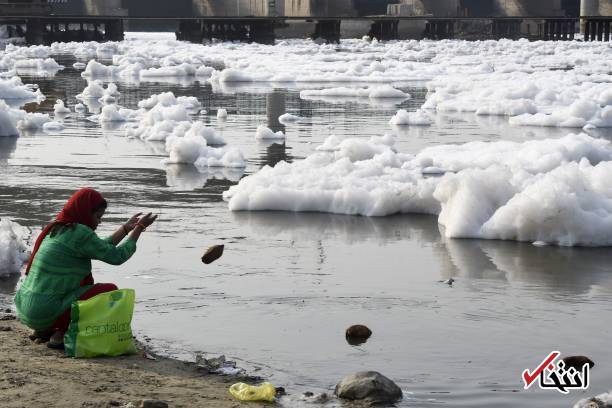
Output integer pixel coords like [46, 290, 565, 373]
[1, 54, 612, 407]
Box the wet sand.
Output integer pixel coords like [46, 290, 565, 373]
[0, 316, 265, 408]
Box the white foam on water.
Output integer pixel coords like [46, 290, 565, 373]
[76, 80, 105, 99]
[96, 105, 140, 122]
[278, 113, 301, 124]
[140, 63, 196, 79]
[118, 91, 239, 168]
[12, 58, 63, 76]
[16, 112, 50, 130]
[225, 132, 612, 247]
[0, 76, 44, 101]
[53, 99, 70, 115]
[390, 109, 432, 126]
[217, 108, 228, 119]
[2, 37, 606, 132]
[0, 219, 29, 277]
[300, 84, 408, 100]
[2, 36, 611, 245]
[42, 121, 64, 133]
[255, 125, 285, 140]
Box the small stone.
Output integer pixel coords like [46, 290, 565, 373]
[0, 314, 16, 321]
[275, 387, 286, 396]
[573, 391, 612, 408]
[335, 371, 402, 404]
[139, 400, 168, 408]
[561, 355, 594, 371]
[301, 392, 328, 403]
[4, 308, 11, 313]
[202, 244, 224, 264]
[345, 324, 372, 345]
[0, 326, 12, 332]
[312, 393, 328, 403]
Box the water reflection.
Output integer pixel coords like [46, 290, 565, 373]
[15, 68, 61, 78]
[4, 98, 40, 109]
[79, 98, 103, 114]
[232, 211, 440, 244]
[139, 77, 201, 87]
[210, 80, 275, 95]
[101, 121, 125, 132]
[445, 238, 612, 297]
[0, 136, 18, 164]
[259, 141, 292, 167]
[300, 94, 407, 107]
[266, 90, 286, 133]
[0, 274, 20, 301]
[233, 211, 612, 297]
[165, 164, 244, 190]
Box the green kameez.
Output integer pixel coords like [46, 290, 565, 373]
[14, 224, 136, 331]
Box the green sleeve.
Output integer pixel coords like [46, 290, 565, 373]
[78, 230, 137, 265]
[102, 236, 114, 244]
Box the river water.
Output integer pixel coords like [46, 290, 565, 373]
[1, 46, 612, 408]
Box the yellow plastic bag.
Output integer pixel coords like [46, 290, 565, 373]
[229, 382, 276, 402]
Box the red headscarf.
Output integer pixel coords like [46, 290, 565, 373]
[25, 188, 106, 275]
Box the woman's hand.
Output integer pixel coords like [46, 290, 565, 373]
[128, 212, 158, 243]
[123, 213, 143, 232]
[137, 212, 158, 229]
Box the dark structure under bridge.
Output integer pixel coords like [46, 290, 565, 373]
[172, 16, 609, 43]
[0, 1, 610, 44]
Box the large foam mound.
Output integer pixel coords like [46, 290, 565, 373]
[225, 132, 612, 246]
[0, 76, 45, 101]
[0, 219, 29, 276]
[121, 92, 240, 168]
[17, 112, 50, 130]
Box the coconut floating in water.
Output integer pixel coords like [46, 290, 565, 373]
[202, 244, 224, 264]
[345, 324, 372, 345]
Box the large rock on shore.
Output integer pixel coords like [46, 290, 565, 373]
[573, 391, 612, 408]
[334, 371, 402, 404]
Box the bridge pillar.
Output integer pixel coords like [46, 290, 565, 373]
[25, 19, 46, 45]
[580, 0, 599, 34]
[424, 20, 454, 40]
[369, 19, 399, 41]
[492, 19, 522, 39]
[104, 20, 124, 42]
[312, 20, 341, 43]
[583, 18, 611, 41]
[249, 20, 276, 44]
[177, 21, 202, 43]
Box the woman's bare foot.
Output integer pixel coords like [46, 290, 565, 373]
[47, 330, 65, 350]
[29, 329, 53, 342]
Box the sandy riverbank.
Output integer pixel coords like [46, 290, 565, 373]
[0, 315, 267, 408]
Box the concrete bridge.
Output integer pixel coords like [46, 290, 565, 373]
[2, 15, 610, 45]
[0, 0, 610, 45]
